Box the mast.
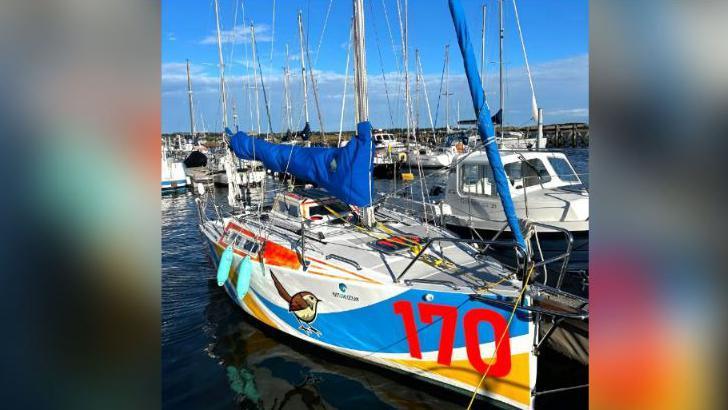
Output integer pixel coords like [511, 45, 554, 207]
[353, 0, 373, 226]
[214, 0, 243, 208]
[444, 44, 450, 132]
[284, 44, 292, 132]
[251, 22, 275, 138]
[186, 59, 197, 141]
[213, 0, 228, 130]
[499, 0, 504, 139]
[480, 4, 487, 92]
[353, 0, 368, 122]
[232, 102, 239, 132]
[403, 0, 411, 145]
[414, 48, 420, 134]
[416, 49, 436, 137]
[297, 11, 310, 126]
[251, 22, 262, 135]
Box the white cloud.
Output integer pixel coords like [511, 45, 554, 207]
[162, 54, 589, 132]
[199, 24, 272, 45]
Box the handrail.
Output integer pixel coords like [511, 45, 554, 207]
[403, 278, 460, 290]
[528, 222, 574, 288]
[395, 237, 526, 283]
[326, 254, 362, 270]
[470, 294, 588, 320]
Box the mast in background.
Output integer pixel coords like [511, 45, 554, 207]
[444, 44, 450, 132]
[251, 22, 262, 135]
[403, 0, 412, 146]
[480, 4, 487, 92]
[297, 11, 311, 129]
[213, 0, 228, 130]
[283, 44, 293, 133]
[213, 0, 243, 207]
[186, 59, 197, 142]
[498, 0, 504, 139]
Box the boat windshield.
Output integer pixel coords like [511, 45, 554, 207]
[548, 157, 580, 183]
[505, 159, 551, 188]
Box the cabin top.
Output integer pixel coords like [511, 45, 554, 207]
[272, 189, 353, 224]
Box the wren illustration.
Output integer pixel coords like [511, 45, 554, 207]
[270, 271, 322, 336]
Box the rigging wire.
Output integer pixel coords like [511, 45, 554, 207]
[367, 0, 396, 129]
[512, 0, 538, 121]
[338, 21, 354, 147]
[433, 47, 448, 130]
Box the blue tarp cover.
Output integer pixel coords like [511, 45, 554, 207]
[228, 121, 374, 207]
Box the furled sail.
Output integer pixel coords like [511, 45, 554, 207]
[228, 121, 374, 207]
[448, 0, 526, 249]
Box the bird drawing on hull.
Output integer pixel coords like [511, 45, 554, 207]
[270, 271, 322, 336]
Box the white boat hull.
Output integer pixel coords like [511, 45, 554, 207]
[200, 220, 537, 409]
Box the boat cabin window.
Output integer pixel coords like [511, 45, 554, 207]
[459, 163, 494, 196]
[548, 157, 580, 183]
[273, 200, 301, 219]
[308, 201, 350, 218]
[242, 240, 260, 254]
[224, 229, 237, 244]
[233, 235, 245, 247]
[505, 159, 551, 188]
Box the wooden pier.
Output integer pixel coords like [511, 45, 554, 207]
[520, 122, 589, 148]
[162, 122, 589, 149]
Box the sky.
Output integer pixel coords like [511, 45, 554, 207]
[162, 0, 588, 134]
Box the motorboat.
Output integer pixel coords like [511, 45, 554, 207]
[438, 150, 588, 271]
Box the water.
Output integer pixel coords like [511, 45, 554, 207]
[162, 149, 588, 409]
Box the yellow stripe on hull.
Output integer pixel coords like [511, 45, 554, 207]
[241, 292, 279, 330]
[388, 352, 532, 407]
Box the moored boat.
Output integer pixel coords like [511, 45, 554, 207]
[194, 0, 588, 408]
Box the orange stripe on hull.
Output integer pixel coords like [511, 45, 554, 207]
[225, 223, 302, 270]
[387, 352, 532, 407]
[307, 256, 381, 284]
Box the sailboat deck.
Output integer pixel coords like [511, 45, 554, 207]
[239, 210, 522, 294]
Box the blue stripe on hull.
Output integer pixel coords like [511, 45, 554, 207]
[257, 288, 529, 354]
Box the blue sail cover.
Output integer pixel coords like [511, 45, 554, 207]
[448, 0, 526, 249]
[228, 121, 374, 207]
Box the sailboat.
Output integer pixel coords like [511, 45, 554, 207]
[195, 1, 586, 408]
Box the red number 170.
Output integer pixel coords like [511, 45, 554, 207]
[393, 301, 511, 377]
